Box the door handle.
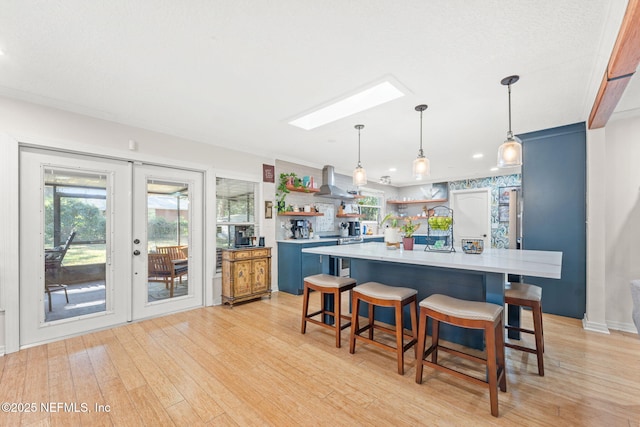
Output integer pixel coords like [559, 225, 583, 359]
[133, 250, 141, 256]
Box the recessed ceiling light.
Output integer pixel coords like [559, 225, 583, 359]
[389, 167, 397, 172]
[288, 80, 405, 130]
[490, 167, 499, 171]
[473, 153, 484, 159]
[0, 49, 4, 56]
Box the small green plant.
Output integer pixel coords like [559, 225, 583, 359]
[276, 172, 298, 212]
[380, 213, 399, 229]
[400, 218, 421, 238]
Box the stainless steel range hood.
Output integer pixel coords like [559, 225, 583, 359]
[315, 165, 353, 199]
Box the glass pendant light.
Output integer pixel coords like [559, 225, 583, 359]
[352, 124, 367, 186]
[497, 75, 523, 168]
[412, 104, 430, 180]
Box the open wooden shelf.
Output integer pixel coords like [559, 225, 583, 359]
[336, 214, 363, 218]
[286, 184, 320, 193]
[277, 212, 324, 216]
[387, 198, 447, 205]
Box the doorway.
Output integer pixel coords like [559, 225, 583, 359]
[19, 148, 203, 347]
[449, 188, 491, 249]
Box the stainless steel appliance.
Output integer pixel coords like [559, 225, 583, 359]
[290, 219, 310, 239]
[348, 221, 361, 237]
[335, 236, 363, 276]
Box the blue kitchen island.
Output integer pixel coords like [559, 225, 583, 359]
[301, 242, 562, 349]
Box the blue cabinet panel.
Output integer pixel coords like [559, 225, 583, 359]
[277, 241, 335, 295]
[521, 122, 586, 318]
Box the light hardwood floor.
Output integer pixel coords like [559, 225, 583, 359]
[1, 291, 639, 426]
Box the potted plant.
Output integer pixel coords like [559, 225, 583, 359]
[400, 218, 421, 250]
[276, 172, 298, 213]
[380, 213, 401, 249]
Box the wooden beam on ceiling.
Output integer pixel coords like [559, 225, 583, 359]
[588, 0, 640, 129]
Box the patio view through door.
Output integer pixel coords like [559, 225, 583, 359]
[19, 148, 203, 347]
[131, 164, 203, 320]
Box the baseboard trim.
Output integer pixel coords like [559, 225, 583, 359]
[606, 320, 638, 335]
[582, 315, 610, 334]
[0, 345, 5, 357]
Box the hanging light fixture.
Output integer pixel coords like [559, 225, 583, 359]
[352, 124, 367, 186]
[497, 75, 523, 168]
[412, 104, 430, 180]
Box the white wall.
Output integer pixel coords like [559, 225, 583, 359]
[601, 114, 640, 332]
[0, 96, 276, 353]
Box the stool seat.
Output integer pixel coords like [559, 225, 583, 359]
[354, 281, 417, 300]
[416, 294, 506, 417]
[304, 274, 356, 289]
[505, 282, 542, 302]
[420, 294, 502, 322]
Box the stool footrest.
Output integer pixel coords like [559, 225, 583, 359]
[305, 317, 352, 331]
[505, 342, 537, 354]
[505, 325, 535, 335]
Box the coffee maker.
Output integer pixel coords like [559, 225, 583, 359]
[348, 221, 361, 237]
[290, 219, 310, 239]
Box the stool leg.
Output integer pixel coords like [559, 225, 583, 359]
[301, 283, 310, 334]
[334, 288, 342, 348]
[431, 318, 440, 364]
[409, 299, 418, 359]
[350, 293, 360, 354]
[395, 301, 404, 375]
[415, 309, 428, 384]
[485, 323, 499, 417]
[496, 318, 507, 392]
[533, 302, 545, 376]
[368, 303, 374, 340]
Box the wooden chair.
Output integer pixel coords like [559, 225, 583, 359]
[157, 245, 188, 283]
[44, 230, 76, 311]
[148, 253, 188, 298]
[416, 294, 506, 417]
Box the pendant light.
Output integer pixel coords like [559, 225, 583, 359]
[497, 75, 523, 168]
[352, 124, 367, 186]
[412, 104, 430, 180]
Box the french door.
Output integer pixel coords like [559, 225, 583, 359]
[19, 149, 203, 347]
[131, 164, 203, 319]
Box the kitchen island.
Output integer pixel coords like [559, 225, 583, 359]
[302, 242, 562, 348]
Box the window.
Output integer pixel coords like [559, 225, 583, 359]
[358, 190, 384, 234]
[45, 178, 107, 266]
[216, 177, 259, 271]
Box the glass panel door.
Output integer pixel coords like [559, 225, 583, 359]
[132, 165, 203, 319]
[20, 149, 131, 346]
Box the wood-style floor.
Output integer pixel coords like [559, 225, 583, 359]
[1, 291, 639, 426]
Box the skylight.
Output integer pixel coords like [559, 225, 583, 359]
[289, 81, 405, 130]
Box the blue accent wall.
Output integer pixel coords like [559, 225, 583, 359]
[520, 122, 586, 319]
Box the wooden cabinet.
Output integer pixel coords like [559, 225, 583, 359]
[221, 247, 272, 306]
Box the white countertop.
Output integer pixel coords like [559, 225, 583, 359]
[302, 242, 562, 279]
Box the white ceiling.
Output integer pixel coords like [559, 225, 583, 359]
[0, 1, 637, 186]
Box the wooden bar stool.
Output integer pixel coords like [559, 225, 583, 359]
[301, 274, 357, 348]
[349, 282, 418, 375]
[416, 294, 506, 417]
[505, 282, 544, 376]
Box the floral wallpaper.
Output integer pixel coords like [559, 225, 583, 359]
[449, 174, 521, 248]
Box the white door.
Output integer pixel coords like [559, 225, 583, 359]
[131, 165, 203, 319]
[20, 149, 205, 346]
[450, 188, 491, 249]
[20, 149, 132, 346]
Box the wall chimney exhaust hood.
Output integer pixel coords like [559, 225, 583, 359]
[315, 165, 353, 199]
